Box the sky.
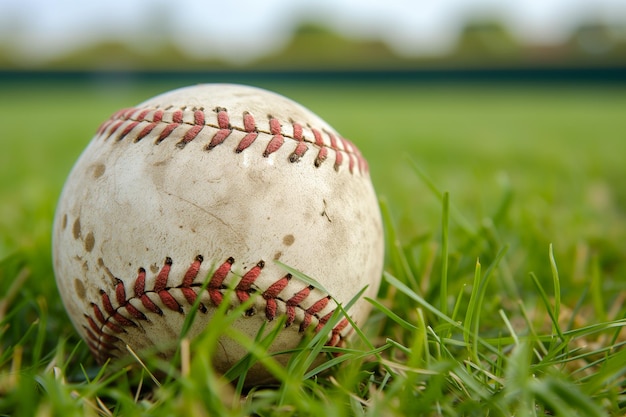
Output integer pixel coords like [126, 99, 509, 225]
[1, 0, 625, 65]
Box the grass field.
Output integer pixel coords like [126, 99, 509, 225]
[1, 80, 625, 415]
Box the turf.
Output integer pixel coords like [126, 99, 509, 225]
[1, 80, 625, 416]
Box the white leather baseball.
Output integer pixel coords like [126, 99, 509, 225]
[52, 84, 384, 384]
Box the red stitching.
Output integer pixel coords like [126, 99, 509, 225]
[311, 128, 328, 167]
[178, 110, 204, 146]
[208, 256, 233, 306]
[98, 106, 368, 174]
[84, 256, 350, 362]
[289, 122, 308, 163]
[235, 111, 258, 153]
[285, 285, 312, 327]
[207, 108, 232, 150]
[263, 118, 284, 157]
[262, 273, 291, 321]
[235, 261, 264, 303]
[105, 120, 124, 139]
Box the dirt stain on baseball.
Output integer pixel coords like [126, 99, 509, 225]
[84, 232, 95, 252]
[283, 234, 295, 246]
[74, 278, 86, 300]
[97, 258, 120, 285]
[92, 163, 106, 179]
[153, 159, 170, 167]
[72, 217, 81, 239]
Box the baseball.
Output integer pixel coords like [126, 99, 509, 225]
[52, 84, 384, 384]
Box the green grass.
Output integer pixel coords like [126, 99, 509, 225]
[1, 80, 626, 416]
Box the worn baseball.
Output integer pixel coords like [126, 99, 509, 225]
[52, 84, 384, 384]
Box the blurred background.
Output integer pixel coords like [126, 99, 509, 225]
[2, 4, 626, 413]
[1, 0, 626, 281]
[1, 0, 625, 78]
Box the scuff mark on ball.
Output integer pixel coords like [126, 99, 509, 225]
[74, 278, 86, 300]
[84, 232, 95, 252]
[92, 163, 106, 179]
[283, 234, 295, 246]
[72, 218, 81, 239]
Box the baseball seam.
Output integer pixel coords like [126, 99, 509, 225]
[95, 106, 368, 174]
[83, 255, 349, 362]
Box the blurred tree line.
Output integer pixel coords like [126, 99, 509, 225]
[1, 20, 624, 71]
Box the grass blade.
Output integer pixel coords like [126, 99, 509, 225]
[440, 191, 450, 316]
[464, 258, 482, 351]
[548, 244, 561, 335]
[366, 297, 417, 331]
[529, 272, 565, 342]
